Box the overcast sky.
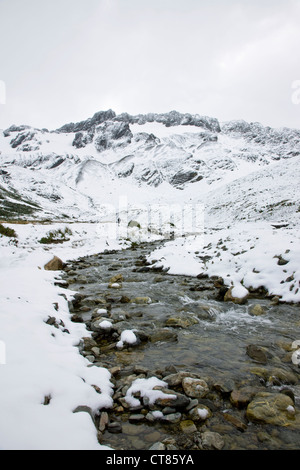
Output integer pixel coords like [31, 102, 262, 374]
[0, 0, 300, 130]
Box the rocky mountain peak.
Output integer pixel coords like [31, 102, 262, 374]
[54, 109, 221, 135]
[55, 109, 116, 134]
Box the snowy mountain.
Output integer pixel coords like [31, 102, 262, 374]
[1, 109, 299, 224]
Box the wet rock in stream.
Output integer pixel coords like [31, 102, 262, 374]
[58, 240, 300, 450]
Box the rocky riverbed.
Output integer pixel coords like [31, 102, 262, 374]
[55, 240, 300, 450]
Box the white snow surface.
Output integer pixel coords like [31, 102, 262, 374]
[116, 329, 138, 349]
[1, 114, 300, 449]
[198, 408, 209, 420]
[98, 320, 113, 330]
[125, 377, 175, 408]
[0, 224, 123, 450]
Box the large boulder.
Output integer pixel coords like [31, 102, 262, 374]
[44, 256, 64, 271]
[246, 392, 296, 426]
[224, 285, 249, 304]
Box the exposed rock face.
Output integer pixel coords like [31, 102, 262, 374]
[56, 109, 116, 133]
[222, 119, 300, 155]
[3, 124, 32, 137]
[54, 110, 221, 136]
[72, 131, 94, 149]
[9, 130, 40, 152]
[113, 110, 221, 133]
[94, 121, 133, 152]
[170, 170, 198, 187]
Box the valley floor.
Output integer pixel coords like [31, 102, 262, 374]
[0, 219, 299, 449]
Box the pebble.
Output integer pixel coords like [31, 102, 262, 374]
[155, 390, 190, 409]
[145, 412, 156, 422]
[222, 412, 247, 431]
[149, 442, 166, 450]
[86, 355, 95, 362]
[201, 431, 225, 450]
[162, 412, 182, 424]
[182, 377, 209, 398]
[189, 405, 211, 422]
[99, 411, 109, 432]
[180, 420, 197, 434]
[131, 296, 152, 304]
[129, 414, 145, 423]
[250, 304, 266, 316]
[145, 431, 161, 442]
[107, 422, 122, 434]
[163, 371, 197, 387]
[246, 344, 268, 364]
[122, 423, 141, 436]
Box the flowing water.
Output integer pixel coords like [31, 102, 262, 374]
[61, 240, 300, 450]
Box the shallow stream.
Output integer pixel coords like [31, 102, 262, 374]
[61, 240, 300, 450]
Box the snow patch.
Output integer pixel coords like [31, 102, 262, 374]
[198, 408, 209, 419]
[116, 329, 138, 349]
[125, 377, 175, 408]
[98, 320, 113, 330]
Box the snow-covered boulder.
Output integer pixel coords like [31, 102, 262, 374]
[224, 284, 249, 304]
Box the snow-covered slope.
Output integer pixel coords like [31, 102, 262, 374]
[1, 110, 299, 224]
